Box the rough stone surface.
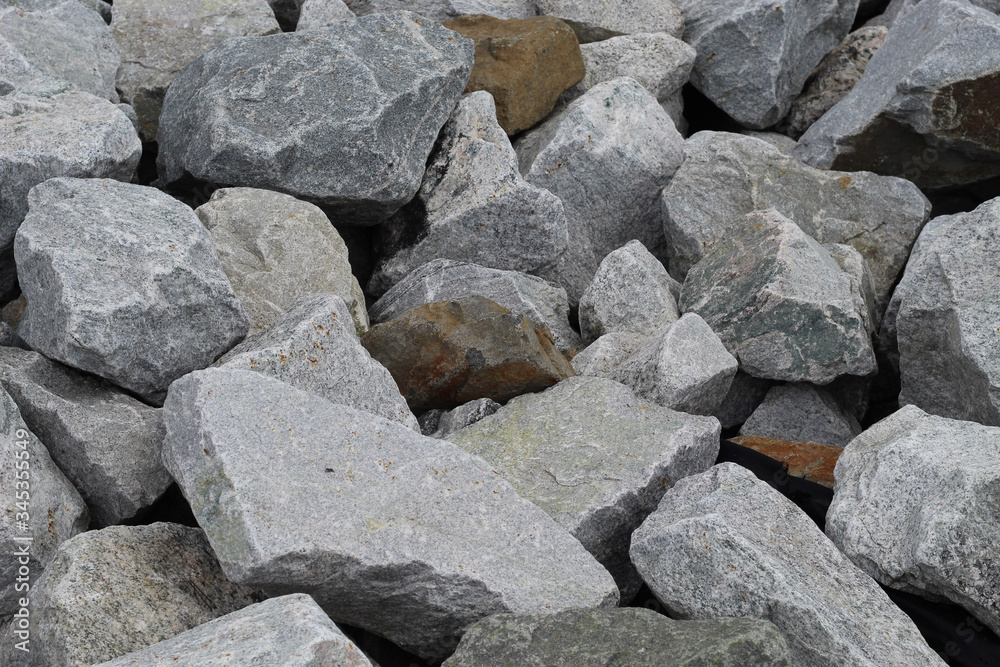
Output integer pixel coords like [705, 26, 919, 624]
[740, 383, 862, 447]
[157, 12, 475, 225]
[368, 92, 569, 297]
[443, 608, 793, 667]
[444, 14, 584, 135]
[671, 0, 858, 129]
[420, 397, 501, 438]
[536, 0, 683, 43]
[112, 0, 279, 141]
[0, 348, 171, 527]
[826, 405, 1000, 636]
[295, 0, 354, 31]
[680, 210, 877, 384]
[869, 0, 1000, 28]
[730, 435, 842, 488]
[195, 187, 368, 335]
[218, 294, 418, 430]
[345, 0, 537, 23]
[363, 296, 574, 412]
[661, 131, 931, 314]
[1, 0, 112, 22]
[162, 368, 619, 662]
[713, 372, 773, 429]
[570, 333, 641, 379]
[96, 594, 373, 667]
[631, 463, 946, 667]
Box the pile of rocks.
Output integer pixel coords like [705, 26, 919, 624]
[1, 0, 998, 665]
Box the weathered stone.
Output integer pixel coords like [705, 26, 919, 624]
[295, 0, 354, 31]
[345, 0, 537, 23]
[15, 178, 248, 403]
[443, 608, 793, 667]
[730, 435, 842, 488]
[0, 523, 259, 666]
[96, 594, 373, 667]
[536, 0, 683, 43]
[631, 463, 946, 667]
[195, 187, 368, 335]
[742, 130, 798, 154]
[680, 210, 877, 384]
[713, 372, 773, 429]
[0, 348, 170, 527]
[157, 12, 474, 225]
[443, 15, 584, 135]
[162, 368, 618, 661]
[826, 242, 878, 334]
[420, 397, 501, 438]
[570, 333, 641, 378]
[368, 92, 570, 298]
[795, 0, 1000, 189]
[740, 383, 862, 447]
[0, 0, 110, 22]
[449, 376, 718, 600]
[218, 294, 418, 430]
[661, 131, 931, 313]
[112, 0, 279, 141]
[867, 0, 1000, 29]
[0, 321, 26, 349]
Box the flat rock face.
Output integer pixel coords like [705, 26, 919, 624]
[162, 368, 618, 662]
[0, 348, 171, 527]
[536, 0, 683, 43]
[680, 210, 877, 384]
[740, 383, 862, 447]
[368, 92, 569, 297]
[630, 463, 946, 667]
[112, 0, 279, 141]
[570, 332, 641, 378]
[14, 178, 248, 402]
[826, 406, 1000, 636]
[443, 608, 793, 667]
[881, 198, 1000, 426]
[218, 294, 419, 430]
[195, 187, 368, 335]
[156, 12, 475, 225]
[0, 523, 259, 667]
[671, 0, 858, 129]
[444, 15, 584, 135]
[96, 594, 373, 667]
[795, 0, 1000, 189]
[362, 296, 574, 412]
[730, 435, 842, 488]
[420, 397, 501, 438]
[295, 0, 355, 31]
[661, 131, 931, 314]
[447, 376, 720, 600]
[346, 0, 537, 23]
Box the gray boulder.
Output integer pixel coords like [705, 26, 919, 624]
[570, 332, 641, 378]
[195, 187, 368, 335]
[680, 210, 877, 384]
[630, 463, 946, 667]
[296, 0, 354, 31]
[870, 0, 1000, 28]
[535, 0, 683, 43]
[670, 0, 858, 129]
[661, 131, 931, 314]
[0, 0, 110, 22]
[826, 405, 1000, 636]
[420, 397, 501, 438]
[157, 12, 475, 225]
[345, 0, 537, 22]
[15, 178, 248, 403]
[448, 375, 720, 601]
[0, 348, 171, 527]
[162, 368, 618, 662]
[369, 91, 569, 297]
[713, 372, 773, 430]
[740, 383, 862, 447]
[218, 294, 419, 430]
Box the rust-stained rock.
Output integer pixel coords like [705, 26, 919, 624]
[444, 14, 584, 135]
[730, 435, 842, 488]
[362, 296, 575, 411]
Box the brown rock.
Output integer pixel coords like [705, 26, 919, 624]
[362, 296, 575, 411]
[443, 14, 585, 135]
[730, 435, 843, 488]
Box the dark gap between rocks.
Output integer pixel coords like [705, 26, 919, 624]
[681, 83, 744, 136]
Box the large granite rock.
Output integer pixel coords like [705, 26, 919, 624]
[631, 463, 946, 667]
[157, 12, 475, 225]
[870, 0, 1000, 28]
[295, 0, 354, 31]
[570, 332, 641, 379]
[0, 348, 170, 527]
[826, 406, 1000, 635]
[795, 0, 1000, 189]
[162, 368, 619, 662]
[740, 383, 862, 447]
[661, 131, 931, 314]
[345, 0, 537, 23]
[195, 187, 368, 335]
[112, 0, 279, 141]
[15, 178, 248, 403]
[535, 0, 684, 43]
[448, 376, 720, 600]
[679, 210, 877, 384]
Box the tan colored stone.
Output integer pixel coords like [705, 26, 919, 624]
[730, 435, 842, 488]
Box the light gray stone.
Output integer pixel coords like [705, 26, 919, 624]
[660, 90, 686, 134]
[218, 294, 418, 430]
[570, 332, 641, 378]
[96, 594, 373, 667]
[661, 131, 931, 314]
[448, 375, 720, 601]
[195, 187, 368, 336]
[740, 383, 862, 447]
[742, 130, 798, 154]
[112, 0, 280, 141]
[826, 405, 1000, 636]
[296, 0, 354, 31]
[369, 91, 569, 297]
[680, 210, 877, 384]
[15, 178, 248, 403]
[0, 0, 110, 21]
[826, 242, 878, 334]
[670, 0, 858, 129]
[157, 12, 475, 225]
[867, 0, 1000, 29]
[630, 462, 946, 667]
[162, 368, 618, 662]
[345, 0, 537, 22]
[0, 348, 170, 527]
[713, 372, 773, 430]
[420, 397, 501, 438]
[536, 0, 683, 43]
